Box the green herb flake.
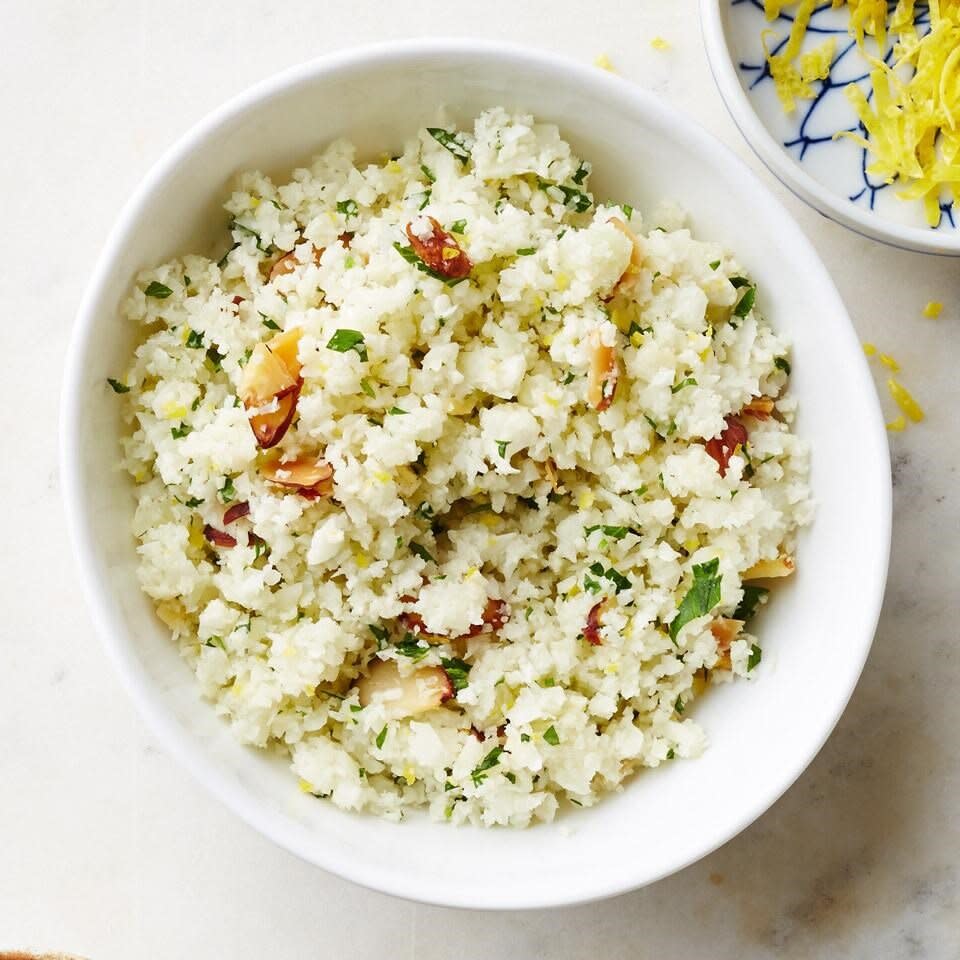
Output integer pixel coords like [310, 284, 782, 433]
[395, 636, 429, 660]
[709, 260, 721, 270]
[218, 477, 237, 504]
[184, 496, 203, 508]
[441, 657, 472, 693]
[426, 127, 471, 164]
[170, 423, 192, 439]
[393, 241, 469, 287]
[516, 247, 536, 256]
[520, 733, 531, 743]
[419, 163, 436, 183]
[349, 704, 363, 713]
[409, 541, 435, 563]
[619, 202, 634, 219]
[733, 286, 757, 319]
[734, 585, 769, 622]
[336, 199, 359, 218]
[583, 575, 602, 595]
[107, 378, 130, 394]
[571, 161, 591, 185]
[584, 524, 633, 541]
[748, 643, 763, 671]
[470, 746, 504, 785]
[414, 502, 434, 520]
[375, 726, 388, 749]
[674, 695, 685, 715]
[562, 371, 576, 385]
[260, 313, 281, 331]
[360, 377, 376, 398]
[671, 377, 698, 394]
[205, 347, 224, 372]
[185, 329, 204, 349]
[504, 771, 517, 784]
[144, 280, 173, 299]
[449, 219, 467, 234]
[368, 623, 389, 646]
[326, 328, 368, 361]
[729, 276, 752, 289]
[543, 726, 560, 746]
[388, 405, 408, 416]
[667, 748, 676, 760]
[774, 356, 792, 375]
[495, 439, 509, 458]
[669, 558, 723, 642]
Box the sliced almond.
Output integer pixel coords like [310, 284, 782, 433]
[266, 327, 303, 380]
[710, 617, 744, 650]
[239, 343, 298, 409]
[587, 330, 618, 411]
[608, 216, 643, 286]
[742, 396, 776, 419]
[250, 389, 299, 448]
[744, 555, 795, 580]
[356, 659, 453, 719]
[269, 245, 324, 282]
[262, 455, 333, 493]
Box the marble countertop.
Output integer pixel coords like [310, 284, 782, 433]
[3, 1, 958, 956]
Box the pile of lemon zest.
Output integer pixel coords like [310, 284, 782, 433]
[651, 36, 671, 51]
[887, 378, 925, 421]
[862, 341, 877, 356]
[923, 300, 944, 317]
[577, 490, 595, 509]
[800, 37, 837, 83]
[886, 415, 907, 431]
[162, 402, 188, 420]
[764, 0, 787, 18]
[353, 550, 369, 569]
[298, 778, 315, 794]
[879, 352, 900, 371]
[554, 273, 570, 292]
[594, 53, 616, 72]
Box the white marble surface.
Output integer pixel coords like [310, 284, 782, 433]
[3, 1, 958, 956]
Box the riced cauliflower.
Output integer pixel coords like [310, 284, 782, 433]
[114, 108, 812, 827]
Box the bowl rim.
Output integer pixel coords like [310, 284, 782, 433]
[699, 0, 960, 257]
[60, 36, 892, 909]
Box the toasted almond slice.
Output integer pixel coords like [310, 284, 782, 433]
[742, 396, 776, 419]
[239, 343, 298, 409]
[356, 659, 453, 719]
[266, 327, 303, 380]
[710, 617, 744, 650]
[608, 216, 643, 285]
[587, 330, 618, 411]
[544, 457, 560, 491]
[250, 388, 299, 448]
[744, 555, 795, 580]
[262, 455, 333, 491]
[584, 599, 606, 646]
[269, 245, 324, 282]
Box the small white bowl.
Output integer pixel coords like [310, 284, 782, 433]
[61, 39, 891, 909]
[701, 0, 960, 256]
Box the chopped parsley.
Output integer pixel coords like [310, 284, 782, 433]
[419, 163, 436, 183]
[107, 378, 130, 394]
[671, 377, 697, 394]
[667, 748, 676, 760]
[589, 561, 631, 593]
[336, 198, 358, 218]
[393, 242, 469, 287]
[368, 623, 389, 645]
[360, 377, 376, 398]
[415, 502, 434, 520]
[543, 725, 560, 746]
[144, 280, 173, 299]
[628, 320, 653, 338]
[426, 127, 471, 163]
[774, 356, 792, 375]
[470, 746, 504, 785]
[217, 242, 239, 268]
[184, 496, 203, 508]
[449, 218, 467, 234]
[326, 328, 368, 361]
[734, 585, 769, 622]
[388, 405, 408, 416]
[205, 347, 224, 371]
[571, 161, 591, 185]
[170, 423, 192, 439]
[619, 203, 634, 219]
[516, 247, 536, 256]
[520, 733, 531, 743]
[584, 524, 635, 540]
[562, 371, 576, 385]
[440, 657, 471, 693]
[504, 772, 517, 784]
[375, 726, 388, 749]
[747, 643, 763, 671]
[669, 558, 722, 642]
[495, 439, 509, 458]
[733, 285, 757, 319]
[583, 574, 602, 595]
[674, 695, 685, 715]
[218, 477, 236, 503]
[417, 190, 432, 211]
[538, 179, 593, 213]
[729, 276, 752, 289]
[185, 329, 204, 349]
[709, 260, 721, 270]
[260, 313, 281, 331]
[230, 220, 267, 251]
[395, 636, 429, 661]
[409, 541, 435, 563]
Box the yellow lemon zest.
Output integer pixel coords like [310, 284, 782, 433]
[887, 378, 925, 422]
[577, 490, 595, 509]
[162, 402, 188, 420]
[886, 415, 907, 432]
[402, 766, 416, 785]
[923, 300, 944, 318]
[353, 550, 369, 569]
[862, 341, 877, 356]
[554, 272, 570, 292]
[879, 352, 900, 371]
[594, 53, 616, 72]
[651, 36, 671, 51]
[298, 778, 315, 794]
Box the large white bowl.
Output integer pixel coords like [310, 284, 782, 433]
[61, 39, 891, 909]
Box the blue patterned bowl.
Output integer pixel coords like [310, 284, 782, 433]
[701, 0, 960, 255]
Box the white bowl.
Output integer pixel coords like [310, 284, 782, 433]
[61, 39, 891, 909]
[700, 0, 960, 256]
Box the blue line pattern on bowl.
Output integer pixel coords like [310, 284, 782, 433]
[732, 0, 955, 231]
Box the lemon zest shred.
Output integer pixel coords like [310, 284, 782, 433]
[298, 778, 315, 794]
[651, 36, 671, 51]
[923, 300, 944, 318]
[879, 352, 900, 371]
[886, 415, 907, 431]
[594, 53, 616, 72]
[862, 341, 877, 356]
[887, 378, 925, 422]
